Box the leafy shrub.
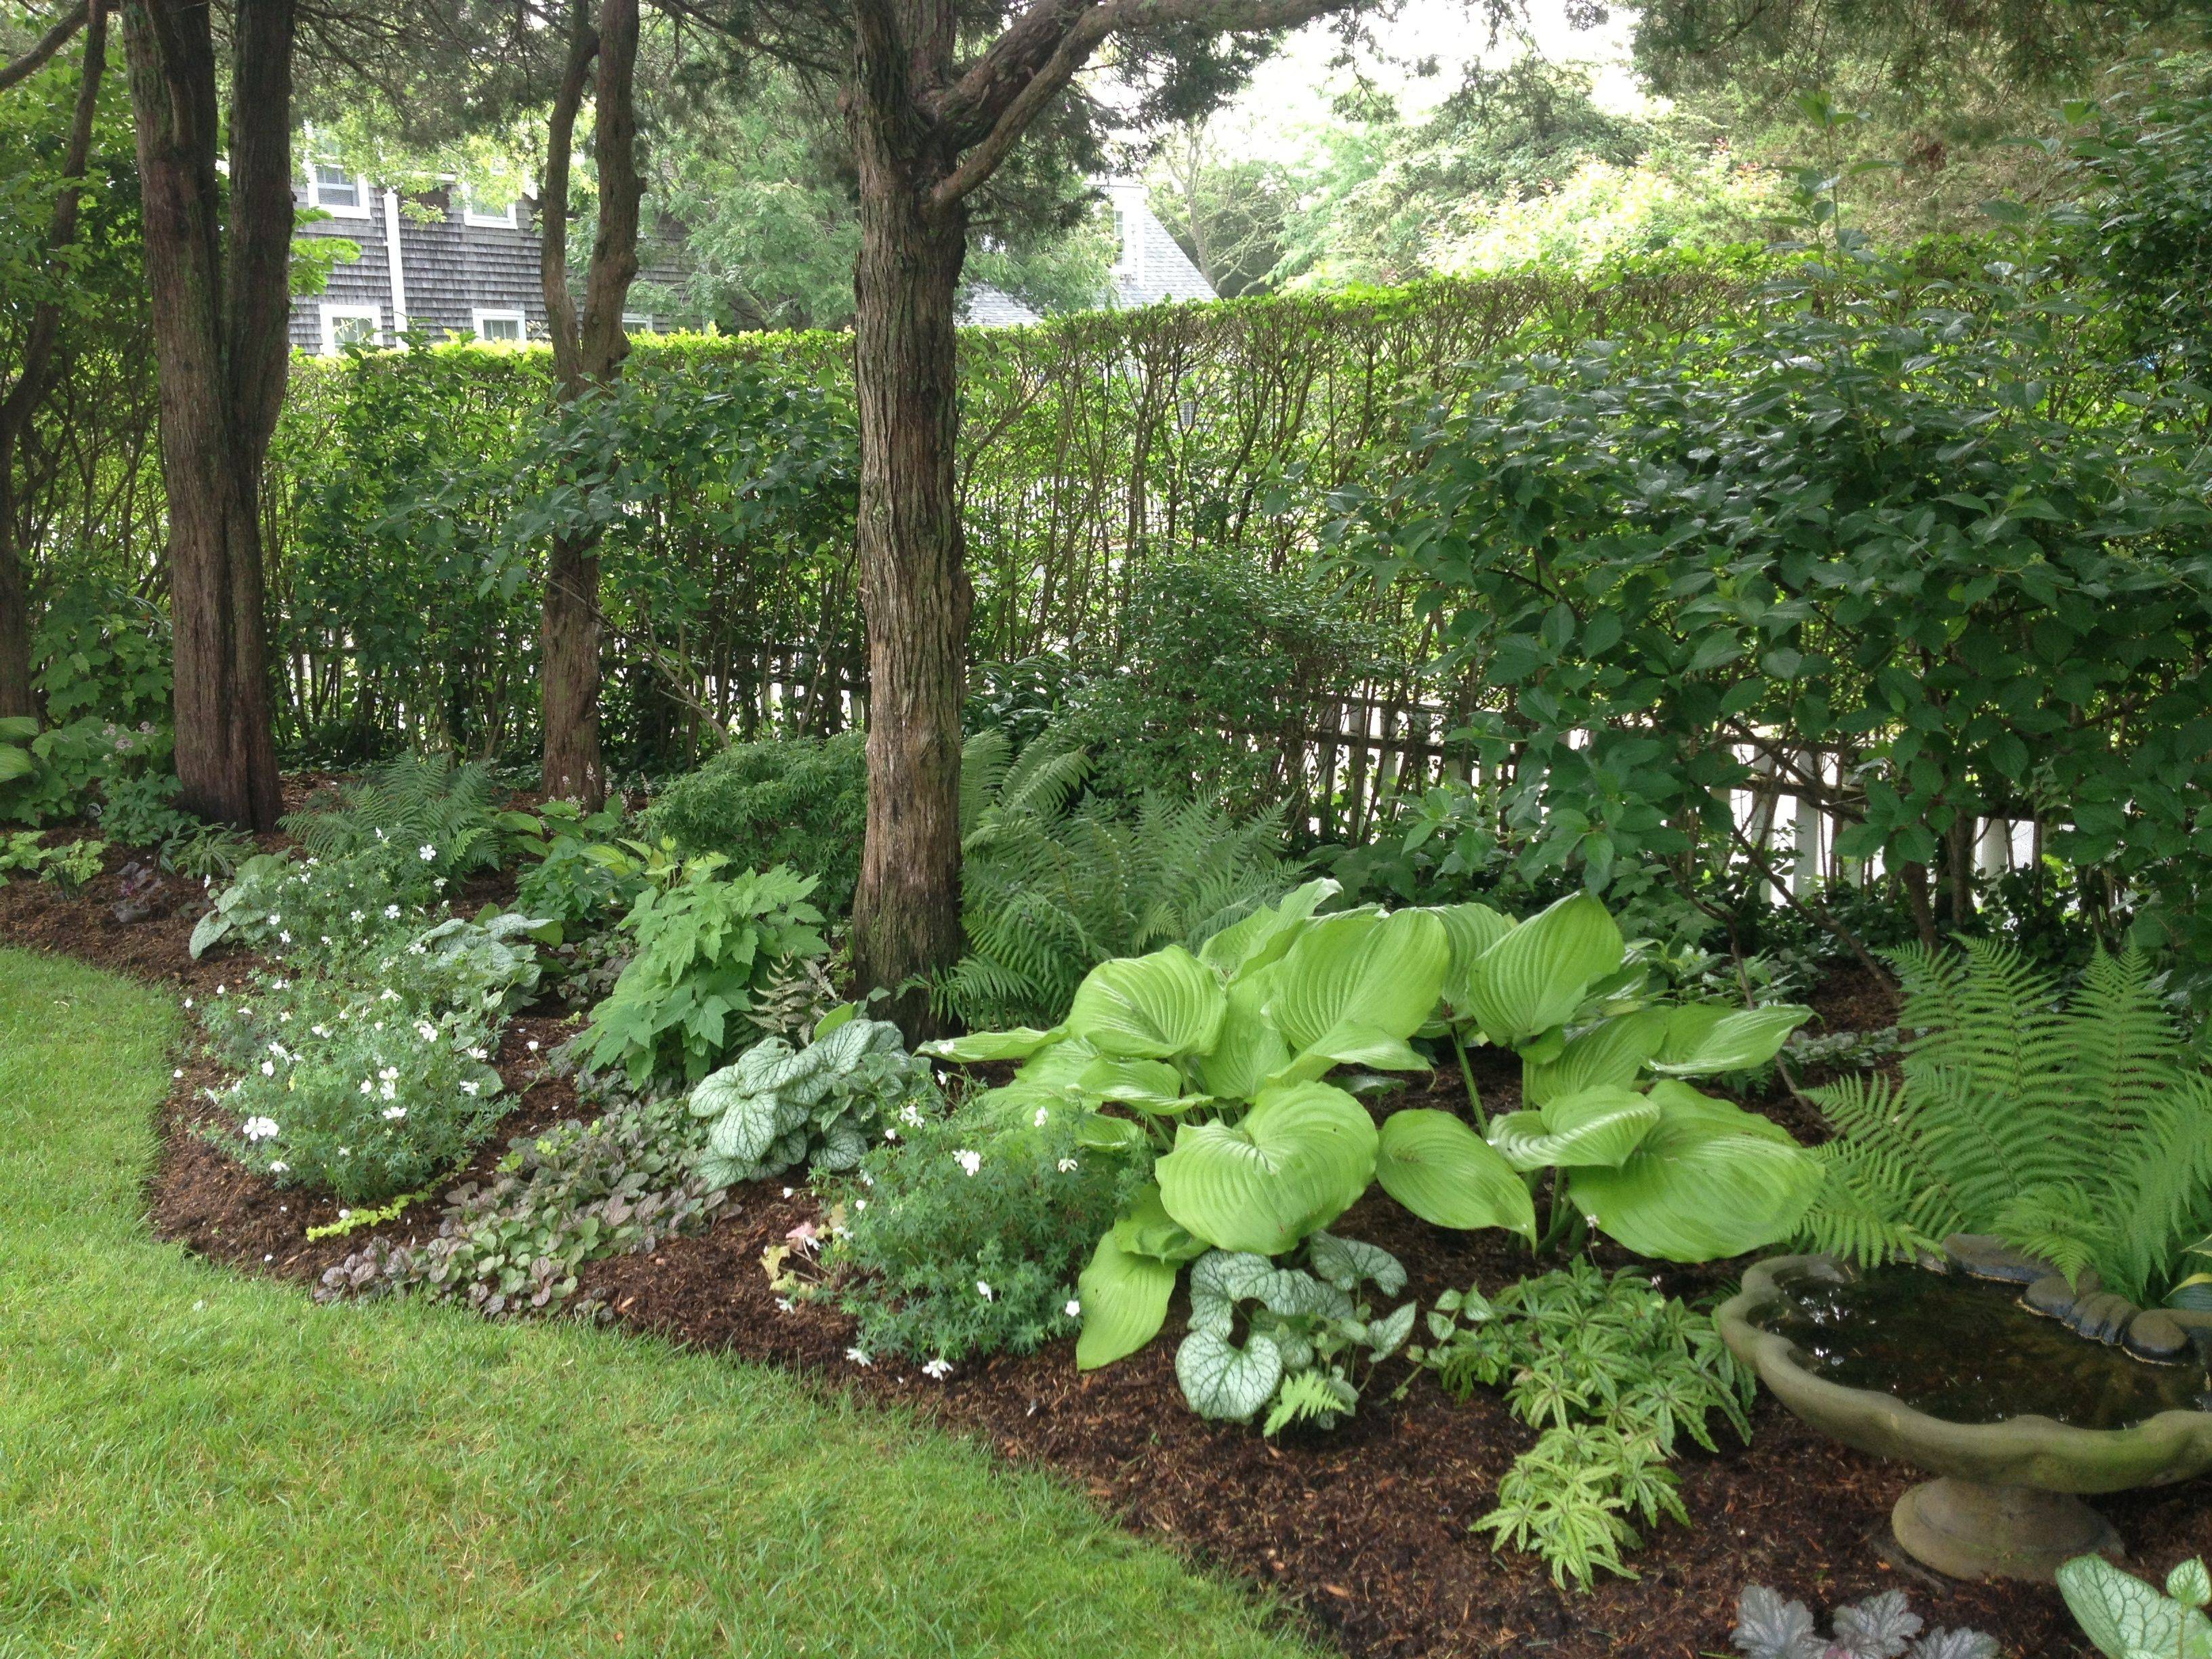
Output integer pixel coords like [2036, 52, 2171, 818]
[0, 832, 105, 895]
[1732, 1586, 1995, 1659]
[577, 858, 826, 1085]
[199, 972, 509, 1206]
[822, 1088, 1147, 1366]
[1176, 1235, 1416, 1435]
[644, 732, 869, 913]
[943, 729, 1302, 1030]
[508, 801, 644, 930]
[96, 769, 199, 849]
[689, 1012, 937, 1188]
[283, 752, 504, 886]
[2057, 1551, 2212, 1659]
[928, 883, 1817, 1397]
[1797, 943, 2212, 1305]
[319, 1078, 732, 1316]
[1423, 1263, 1752, 1589]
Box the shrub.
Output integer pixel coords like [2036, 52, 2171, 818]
[189, 851, 434, 963]
[822, 1088, 1147, 1366]
[644, 733, 868, 913]
[282, 752, 504, 887]
[577, 858, 826, 1085]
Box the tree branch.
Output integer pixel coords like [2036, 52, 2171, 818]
[540, 0, 597, 393]
[0, 1, 87, 94]
[576, 0, 643, 380]
[930, 0, 1363, 209]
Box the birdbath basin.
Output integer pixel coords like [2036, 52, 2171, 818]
[1717, 1246, 2212, 1582]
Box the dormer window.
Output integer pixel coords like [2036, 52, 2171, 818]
[308, 162, 370, 218]
[455, 184, 518, 228]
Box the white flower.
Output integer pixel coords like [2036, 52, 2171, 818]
[526, 1040, 539, 1053]
[975, 1280, 994, 1301]
[854, 1198, 867, 1211]
[384, 904, 401, 920]
[260, 1061, 275, 1076]
[415, 1021, 437, 1042]
[899, 1103, 926, 1128]
[350, 910, 365, 924]
[268, 1161, 288, 1174]
[1057, 1157, 1079, 1174]
[883, 1127, 899, 1141]
[859, 1171, 874, 1187]
[1033, 1106, 1049, 1127]
[265, 914, 281, 927]
[781, 1187, 794, 1199]
[380, 1081, 397, 1101]
[845, 1347, 873, 1367]
[182, 998, 192, 1009]
[775, 1297, 794, 1313]
[922, 1358, 954, 1380]
[1065, 1299, 1082, 1318]
[418, 844, 436, 861]
[172, 1068, 183, 1080]
[277, 931, 291, 945]
[954, 1148, 981, 1176]
[466, 1046, 487, 1061]
[459, 1080, 480, 1097]
[241, 1115, 279, 1143]
[359, 1080, 373, 1094]
[382, 1105, 407, 1121]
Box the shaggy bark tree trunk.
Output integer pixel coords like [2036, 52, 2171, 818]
[537, 0, 642, 809]
[846, 11, 972, 1030]
[0, 1, 108, 719]
[121, 0, 291, 827]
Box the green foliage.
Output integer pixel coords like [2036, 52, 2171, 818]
[945, 731, 1303, 1031]
[688, 1013, 939, 1188]
[1732, 1584, 1996, 1659]
[189, 851, 432, 964]
[2059, 1551, 2212, 1659]
[644, 733, 868, 914]
[320, 1079, 733, 1317]
[1420, 1263, 1753, 1589]
[821, 1087, 1149, 1366]
[577, 859, 827, 1086]
[282, 752, 503, 886]
[1798, 943, 2212, 1305]
[1174, 1236, 1416, 1434]
[0, 832, 104, 895]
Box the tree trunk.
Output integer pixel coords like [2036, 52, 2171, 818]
[536, 0, 641, 808]
[121, 0, 289, 828]
[848, 108, 972, 1028]
[0, 0, 108, 719]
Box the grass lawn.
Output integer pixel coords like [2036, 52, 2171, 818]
[0, 947, 1321, 1659]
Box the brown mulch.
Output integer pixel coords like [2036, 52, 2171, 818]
[5, 842, 2207, 1659]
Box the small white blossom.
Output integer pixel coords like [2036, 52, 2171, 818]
[260, 1061, 275, 1076]
[172, 1068, 183, 1080]
[277, 931, 291, 945]
[1065, 1299, 1082, 1318]
[1057, 1157, 1079, 1174]
[975, 1280, 994, 1301]
[954, 1148, 981, 1176]
[1033, 1107, 1049, 1127]
[384, 905, 401, 920]
[922, 1358, 954, 1380]
[845, 1347, 873, 1366]
[241, 1115, 280, 1143]
[459, 1080, 480, 1097]
[268, 1161, 288, 1174]
[775, 1297, 795, 1313]
[382, 1105, 407, 1121]
[418, 844, 436, 861]
[526, 1040, 540, 1052]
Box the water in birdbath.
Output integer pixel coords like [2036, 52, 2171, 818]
[1760, 1263, 2212, 1430]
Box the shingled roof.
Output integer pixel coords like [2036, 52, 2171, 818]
[962, 180, 1216, 329]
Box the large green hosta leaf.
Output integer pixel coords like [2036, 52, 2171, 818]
[1077, 1054, 1193, 1112]
[1066, 945, 1227, 1059]
[1520, 1008, 1669, 1108]
[1488, 1084, 1661, 1172]
[1199, 878, 1340, 982]
[1075, 1234, 1181, 1369]
[1109, 1183, 1208, 1265]
[1649, 1004, 1814, 1076]
[1155, 1081, 1379, 1254]
[1375, 1108, 1536, 1236]
[1462, 893, 1624, 1046]
[922, 1026, 1063, 1063]
[1265, 909, 1449, 1084]
[1565, 1082, 1820, 1262]
[1427, 901, 1514, 1018]
[1195, 972, 1290, 1100]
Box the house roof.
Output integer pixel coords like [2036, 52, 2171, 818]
[962, 180, 1216, 329]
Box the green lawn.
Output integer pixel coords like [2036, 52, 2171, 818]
[0, 947, 1322, 1659]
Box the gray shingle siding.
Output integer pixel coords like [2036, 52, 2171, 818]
[963, 181, 1217, 329]
[291, 182, 680, 352]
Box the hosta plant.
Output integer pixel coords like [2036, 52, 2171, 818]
[1732, 1585, 1996, 1659]
[688, 1010, 938, 1188]
[927, 882, 1820, 1395]
[1176, 1233, 1417, 1435]
[2057, 1551, 2212, 1659]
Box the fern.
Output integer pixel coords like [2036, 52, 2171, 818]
[1799, 943, 2212, 1305]
[939, 735, 1300, 1031]
[283, 752, 502, 878]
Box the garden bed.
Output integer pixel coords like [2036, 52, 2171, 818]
[7, 846, 2209, 1659]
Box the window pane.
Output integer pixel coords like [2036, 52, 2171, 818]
[479, 316, 523, 342]
[314, 165, 359, 209]
[331, 313, 377, 347]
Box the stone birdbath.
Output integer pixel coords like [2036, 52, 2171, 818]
[1717, 1238, 2212, 1582]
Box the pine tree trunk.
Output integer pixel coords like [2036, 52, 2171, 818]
[541, 534, 603, 801]
[0, 465, 30, 718]
[847, 128, 972, 1028]
[121, 0, 289, 829]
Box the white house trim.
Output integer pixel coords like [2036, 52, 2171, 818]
[307, 162, 371, 219]
[319, 301, 382, 354]
[456, 185, 520, 228]
[381, 188, 409, 337]
[472, 306, 526, 344]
